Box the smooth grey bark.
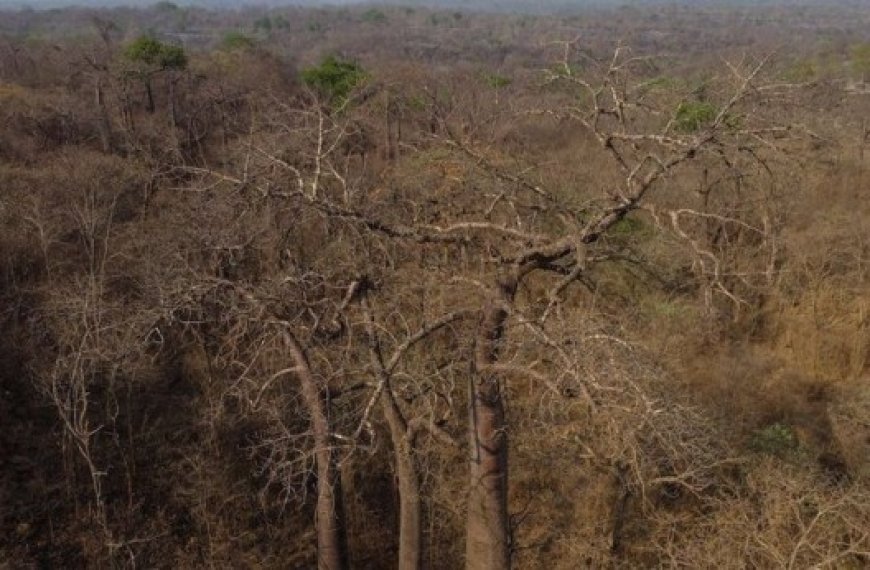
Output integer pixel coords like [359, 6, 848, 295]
[284, 330, 349, 570]
[362, 299, 423, 570]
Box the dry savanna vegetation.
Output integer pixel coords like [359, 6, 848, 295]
[1, 1, 869, 569]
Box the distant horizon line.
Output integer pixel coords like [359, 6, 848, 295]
[0, 0, 858, 10]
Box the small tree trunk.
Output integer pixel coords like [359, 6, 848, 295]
[861, 118, 868, 161]
[384, 395, 423, 570]
[363, 299, 423, 570]
[168, 74, 178, 127]
[120, 81, 136, 136]
[384, 94, 396, 161]
[284, 331, 349, 570]
[145, 79, 155, 114]
[465, 277, 515, 570]
[94, 78, 113, 153]
[396, 108, 403, 156]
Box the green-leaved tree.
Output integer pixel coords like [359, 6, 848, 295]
[123, 35, 187, 114]
[301, 55, 366, 108]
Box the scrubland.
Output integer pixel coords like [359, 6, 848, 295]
[0, 2, 868, 568]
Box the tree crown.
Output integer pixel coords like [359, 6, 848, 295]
[124, 35, 187, 70]
[301, 55, 366, 105]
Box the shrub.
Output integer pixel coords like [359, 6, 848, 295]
[221, 32, 255, 51]
[274, 15, 289, 29]
[610, 216, 648, 238]
[674, 101, 717, 132]
[362, 9, 387, 24]
[750, 423, 800, 457]
[483, 72, 512, 89]
[153, 1, 178, 11]
[850, 42, 870, 78]
[253, 16, 272, 33]
[782, 58, 817, 82]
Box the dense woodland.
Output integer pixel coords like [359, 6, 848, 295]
[1, 2, 869, 569]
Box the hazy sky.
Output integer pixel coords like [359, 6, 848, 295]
[0, 0, 370, 5]
[0, 0, 626, 7]
[0, 0, 845, 10]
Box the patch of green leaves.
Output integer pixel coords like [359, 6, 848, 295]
[124, 35, 187, 70]
[221, 32, 255, 51]
[153, 1, 179, 11]
[674, 101, 717, 133]
[750, 423, 800, 458]
[273, 15, 289, 30]
[406, 95, 427, 112]
[253, 16, 272, 34]
[301, 55, 367, 106]
[850, 43, 870, 78]
[638, 75, 683, 93]
[362, 9, 387, 24]
[611, 216, 648, 238]
[482, 72, 512, 89]
[781, 58, 817, 82]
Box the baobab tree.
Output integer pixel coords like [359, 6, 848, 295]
[187, 44, 803, 569]
[439, 45, 802, 569]
[347, 45, 801, 568]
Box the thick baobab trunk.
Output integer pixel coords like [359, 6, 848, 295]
[284, 331, 349, 570]
[466, 277, 515, 570]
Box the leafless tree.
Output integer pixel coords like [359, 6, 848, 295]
[131, 43, 809, 569]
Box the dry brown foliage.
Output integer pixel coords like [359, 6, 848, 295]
[1, 5, 869, 569]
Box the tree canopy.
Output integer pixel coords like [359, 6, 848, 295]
[301, 55, 366, 104]
[123, 35, 187, 70]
